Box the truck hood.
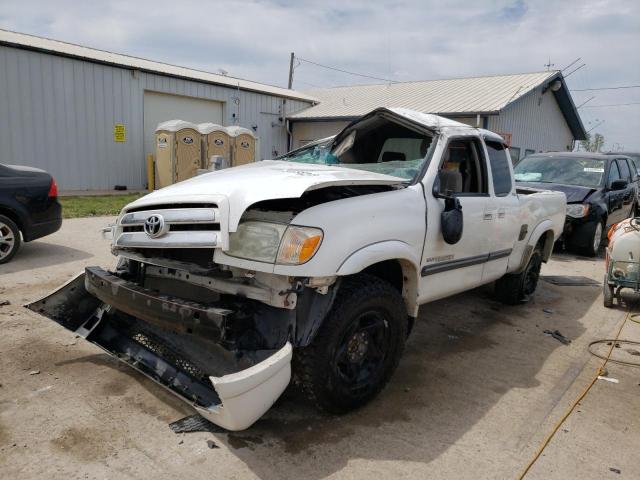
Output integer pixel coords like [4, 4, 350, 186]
[125, 160, 404, 230]
[516, 182, 596, 203]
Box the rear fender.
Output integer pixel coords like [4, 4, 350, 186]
[512, 220, 555, 273]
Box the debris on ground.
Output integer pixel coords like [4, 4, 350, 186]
[28, 370, 40, 375]
[543, 308, 554, 315]
[0, 300, 10, 306]
[542, 276, 601, 286]
[609, 467, 621, 474]
[543, 330, 571, 345]
[169, 414, 226, 434]
[207, 440, 219, 449]
[597, 376, 619, 384]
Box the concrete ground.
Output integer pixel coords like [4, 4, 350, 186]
[0, 217, 638, 479]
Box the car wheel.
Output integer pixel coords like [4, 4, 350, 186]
[294, 274, 407, 414]
[576, 220, 604, 257]
[0, 215, 21, 264]
[495, 245, 543, 305]
[603, 274, 614, 308]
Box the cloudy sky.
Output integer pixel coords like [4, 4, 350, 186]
[1, 0, 639, 149]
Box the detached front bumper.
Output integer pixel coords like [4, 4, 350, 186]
[26, 268, 292, 431]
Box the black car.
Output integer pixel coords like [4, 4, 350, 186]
[0, 164, 62, 263]
[514, 152, 637, 256]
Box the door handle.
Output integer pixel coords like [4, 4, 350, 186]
[497, 208, 506, 219]
[483, 212, 494, 220]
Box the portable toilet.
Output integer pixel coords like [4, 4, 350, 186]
[154, 120, 201, 187]
[175, 123, 202, 182]
[199, 123, 231, 168]
[227, 126, 258, 166]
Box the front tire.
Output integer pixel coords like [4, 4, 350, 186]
[573, 219, 604, 257]
[294, 274, 407, 414]
[495, 246, 543, 305]
[0, 215, 21, 264]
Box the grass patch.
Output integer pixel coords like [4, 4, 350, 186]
[60, 193, 145, 218]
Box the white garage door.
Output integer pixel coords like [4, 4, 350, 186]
[143, 91, 224, 158]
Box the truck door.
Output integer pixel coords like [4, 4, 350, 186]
[482, 140, 520, 282]
[419, 136, 492, 303]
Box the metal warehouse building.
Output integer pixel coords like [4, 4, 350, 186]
[288, 72, 587, 163]
[1, 29, 587, 191]
[0, 29, 315, 191]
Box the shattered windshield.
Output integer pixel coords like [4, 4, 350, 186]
[279, 116, 433, 181]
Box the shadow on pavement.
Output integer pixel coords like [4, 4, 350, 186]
[1, 241, 92, 274]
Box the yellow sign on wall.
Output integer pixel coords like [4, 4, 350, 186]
[114, 124, 126, 142]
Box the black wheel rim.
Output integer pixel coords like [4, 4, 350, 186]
[523, 255, 542, 296]
[332, 310, 391, 395]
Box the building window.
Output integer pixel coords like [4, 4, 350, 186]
[509, 147, 521, 164]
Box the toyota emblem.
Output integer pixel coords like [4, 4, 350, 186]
[144, 214, 166, 238]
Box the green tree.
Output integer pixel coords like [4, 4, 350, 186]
[579, 132, 605, 152]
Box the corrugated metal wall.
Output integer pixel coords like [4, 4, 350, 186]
[0, 45, 311, 190]
[488, 85, 574, 162]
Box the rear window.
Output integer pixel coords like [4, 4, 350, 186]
[485, 141, 512, 196]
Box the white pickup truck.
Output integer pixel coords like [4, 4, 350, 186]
[30, 108, 566, 431]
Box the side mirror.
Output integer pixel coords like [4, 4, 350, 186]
[441, 196, 463, 245]
[609, 179, 628, 191]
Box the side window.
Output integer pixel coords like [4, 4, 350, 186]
[509, 147, 521, 165]
[608, 161, 621, 185]
[623, 159, 636, 181]
[485, 141, 513, 196]
[436, 138, 488, 195]
[524, 149, 535, 158]
[616, 159, 631, 182]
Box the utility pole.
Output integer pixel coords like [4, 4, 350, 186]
[288, 52, 295, 89]
[544, 57, 554, 71]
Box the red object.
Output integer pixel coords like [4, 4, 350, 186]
[48, 178, 58, 198]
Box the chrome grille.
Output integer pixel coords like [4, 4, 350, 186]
[114, 207, 221, 249]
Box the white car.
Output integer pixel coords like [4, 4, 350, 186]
[30, 108, 566, 431]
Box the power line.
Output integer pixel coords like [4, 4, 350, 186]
[561, 57, 581, 71]
[571, 85, 640, 91]
[582, 101, 640, 108]
[296, 56, 397, 83]
[563, 63, 586, 78]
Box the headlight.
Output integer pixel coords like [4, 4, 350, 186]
[227, 221, 288, 263]
[566, 204, 590, 218]
[227, 222, 323, 264]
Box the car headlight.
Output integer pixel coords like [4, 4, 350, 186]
[566, 204, 590, 218]
[227, 221, 323, 265]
